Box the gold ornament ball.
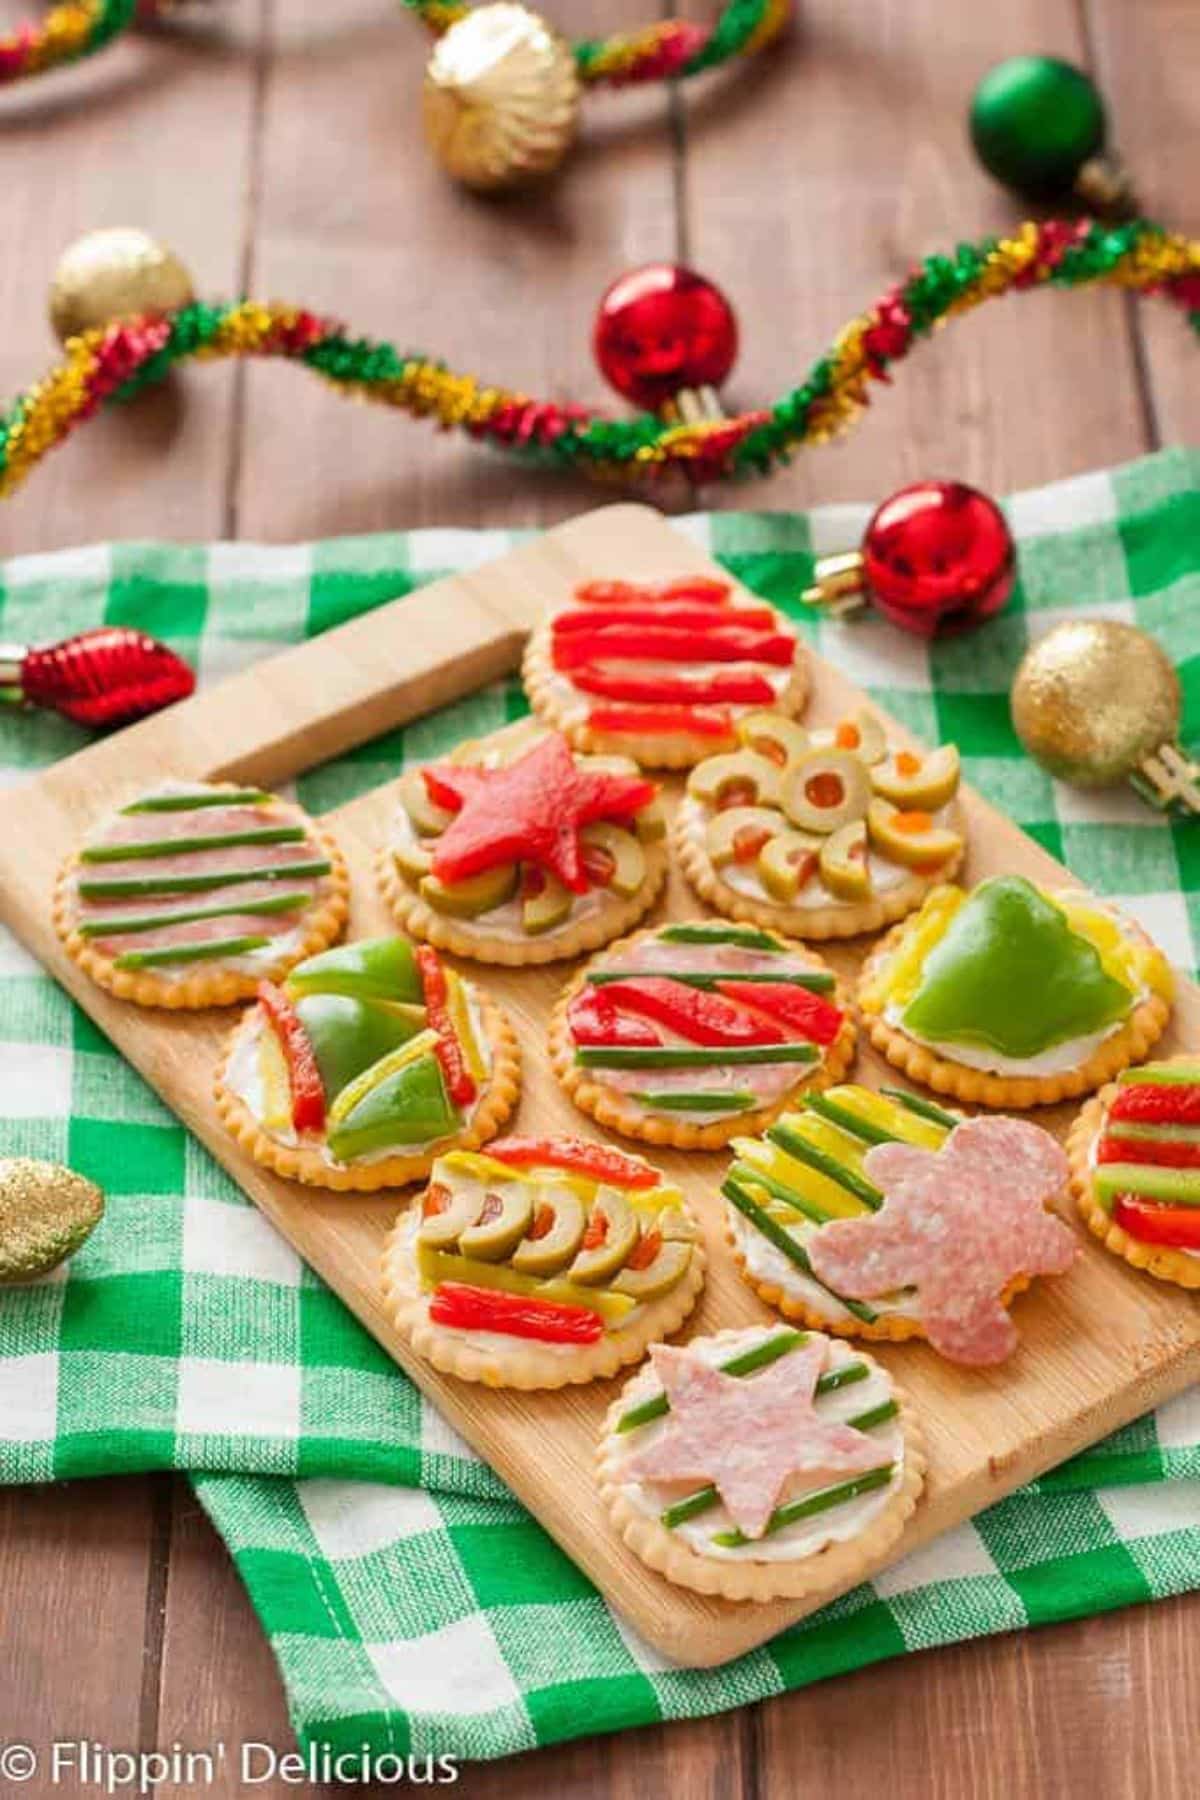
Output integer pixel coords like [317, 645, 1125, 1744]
[49, 227, 195, 344]
[1011, 619, 1181, 788]
[423, 3, 580, 192]
[0, 1158, 105, 1284]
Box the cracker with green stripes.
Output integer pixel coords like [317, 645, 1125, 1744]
[549, 921, 855, 1149]
[722, 1085, 1077, 1362]
[1068, 1055, 1200, 1291]
[597, 1325, 924, 1602]
[55, 779, 349, 1009]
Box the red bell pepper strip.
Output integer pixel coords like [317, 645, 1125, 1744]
[484, 1136, 660, 1189]
[258, 980, 326, 1133]
[1097, 1134, 1200, 1169]
[553, 603, 775, 634]
[571, 666, 776, 706]
[594, 977, 786, 1046]
[574, 576, 731, 607]
[552, 624, 796, 670]
[567, 986, 661, 1048]
[429, 1282, 604, 1343]
[1108, 1081, 1200, 1127]
[714, 980, 845, 1047]
[586, 704, 735, 740]
[415, 946, 476, 1108]
[1112, 1195, 1200, 1249]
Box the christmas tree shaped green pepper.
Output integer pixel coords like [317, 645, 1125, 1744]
[901, 875, 1133, 1058]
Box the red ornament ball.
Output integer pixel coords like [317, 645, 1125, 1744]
[20, 626, 195, 728]
[861, 480, 1015, 637]
[593, 264, 738, 411]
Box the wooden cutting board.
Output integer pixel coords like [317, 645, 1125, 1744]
[1, 504, 1198, 1667]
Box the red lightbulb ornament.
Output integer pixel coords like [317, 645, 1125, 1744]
[0, 626, 195, 729]
[593, 263, 739, 421]
[802, 479, 1017, 638]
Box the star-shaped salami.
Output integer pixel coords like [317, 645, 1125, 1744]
[423, 733, 657, 894]
[807, 1116, 1076, 1366]
[622, 1339, 886, 1540]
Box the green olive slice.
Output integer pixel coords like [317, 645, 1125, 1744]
[782, 748, 872, 834]
[688, 747, 783, 810]
[705, 806, 783, 870]
[819, 819, 872, 900]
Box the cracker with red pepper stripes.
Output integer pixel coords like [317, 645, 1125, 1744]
[522, 574, 809, 771]
[1069, 1056, 1200, 1290]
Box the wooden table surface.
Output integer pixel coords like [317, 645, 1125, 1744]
[1, 2, 1197, 1795]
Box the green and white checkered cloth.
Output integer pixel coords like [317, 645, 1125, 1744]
[2, 448, 1199, 1765]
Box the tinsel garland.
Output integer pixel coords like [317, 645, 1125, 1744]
[407, 0, 791, 86]
[4, 0, 790, 88]
[1, 0, 142, 83]
[2, 219, 1198, 495]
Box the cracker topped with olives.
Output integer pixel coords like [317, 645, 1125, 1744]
[674, 709, 966, 940]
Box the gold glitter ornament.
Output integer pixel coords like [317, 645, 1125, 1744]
[423, 3, 580, 191]
[49, 228, 195, 344]
[1011, 619, 1200, 811]
[0, 1158, 104, 1283]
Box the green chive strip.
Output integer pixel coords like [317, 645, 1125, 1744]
[722, 1176, 878, 1324]
[622, 1349, 869, 1438]
[616, 1330, 808, 1433]
[881, 1087, 961, 1131]
[587, 968, 835, 994]
[660, 923, 782, 951]
[767, 1122, 883, 1210]
[577, 1043, 818, 1070]
[81, 825, 305, 864]
[726, 1160, 838, 1226]
[78, 857, 332, 900]
[803, 1091, 903, 1146]
[114, 935, 271, 970]
[632, 1090, 757, 1114]
[709, 1463, 896, 1547]
[121, 789, 272, 814]
[78, 892, 311, 938]
[663, 1407, 898, 1532]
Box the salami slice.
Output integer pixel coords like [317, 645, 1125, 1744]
[807, 1116, 1075, 1366]
[622, 1338, 885, 1540]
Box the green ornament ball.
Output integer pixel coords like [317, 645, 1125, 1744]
[969, 56, 1107, 200]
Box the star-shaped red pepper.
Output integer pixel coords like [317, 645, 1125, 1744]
[423, 733, 657, 894]
[808, 1117, 1076, 1367]
[622, 1339, 885, 1541]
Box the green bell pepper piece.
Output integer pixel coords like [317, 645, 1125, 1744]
[326, 1053, 457, 1160]
[287, 936, 423, 1004]
[295, 993, 427, 1103]
[901, 875, 1133, 1059]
